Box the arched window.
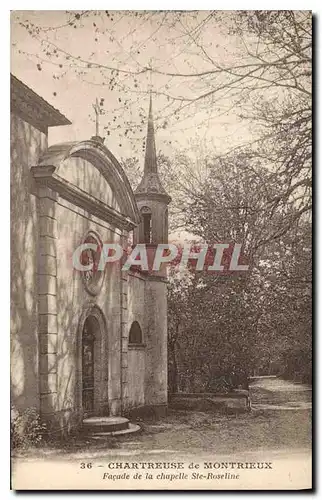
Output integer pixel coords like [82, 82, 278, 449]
[129, 321, 143, 345]
[140, 206, 152, 244]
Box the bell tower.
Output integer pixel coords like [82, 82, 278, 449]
[134, 94, 170, 414]
[133, 94, 171, 248]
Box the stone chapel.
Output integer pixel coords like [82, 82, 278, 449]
[10, 74, 171, 433]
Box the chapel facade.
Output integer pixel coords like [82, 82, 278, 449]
[10, 74, 170, 433]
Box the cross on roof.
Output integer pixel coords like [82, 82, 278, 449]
[148, 58, 153, 93]
[92, 98, 101, 137]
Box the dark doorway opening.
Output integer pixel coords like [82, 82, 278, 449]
[82, 316, 96, 413]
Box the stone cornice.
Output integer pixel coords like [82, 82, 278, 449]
[11, 74, 71, 134]
[32, 166, 137, 231]
[135, 191, 172, 204]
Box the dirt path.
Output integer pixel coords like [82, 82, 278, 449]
[249, 376, 312, 410]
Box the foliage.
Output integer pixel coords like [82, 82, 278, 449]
[11, 406, 47, 449]
[167, 153, 311, 392]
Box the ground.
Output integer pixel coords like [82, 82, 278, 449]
[13, 377, 311, 460]
[12, 377, 312, 490]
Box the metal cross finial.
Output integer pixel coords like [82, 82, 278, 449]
[92, 98, 100, 137]
[148, 58, 153, 94]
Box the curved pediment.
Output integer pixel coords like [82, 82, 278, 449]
[57, 155, 121, 212]
[33, 140, 141, 229]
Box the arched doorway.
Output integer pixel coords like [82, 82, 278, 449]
[82, 316, 98, 412]
[77, 306, 107, 416]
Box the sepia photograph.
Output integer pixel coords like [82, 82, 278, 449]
[10, 9, 312, 490]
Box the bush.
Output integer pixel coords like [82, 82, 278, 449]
[11, 406, 47, 449]
[206, 376, 232, 393]
[281, 348, 312, 385]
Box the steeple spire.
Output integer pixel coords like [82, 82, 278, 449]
[144, 92, 157, 174]
[134, 91, 171, 247]
[135, 94, 171, 203]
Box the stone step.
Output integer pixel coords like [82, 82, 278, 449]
[82, 416, 130, 433]
[88, 423, 141, 439]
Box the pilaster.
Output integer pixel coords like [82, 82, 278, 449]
[37, 186, 59, 416]
[120, 231, 130, 412]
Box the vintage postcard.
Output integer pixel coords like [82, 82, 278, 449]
[10, 10, 312, 490]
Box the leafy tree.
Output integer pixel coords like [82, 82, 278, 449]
[167, 153, 311, 391]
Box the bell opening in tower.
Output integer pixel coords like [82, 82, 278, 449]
[143, 212, 152, 244]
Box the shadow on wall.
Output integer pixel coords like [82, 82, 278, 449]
[11, 114, 44, 410]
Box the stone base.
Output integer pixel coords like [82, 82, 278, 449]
[87, 423, 141, 439]
[169, 392, 250, 413]
[82, 416, 141, 438]
[83, 416, 129, 433]
[125, 404, 168, 420]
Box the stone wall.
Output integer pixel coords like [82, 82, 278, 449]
[169, 391, 250, 413]
[126, 272, 168, 411]
[144, 278, 168, 407]
[127, 347, 145, 407]
[10, 112, 47, 411]
[125, 273, 146, 410]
